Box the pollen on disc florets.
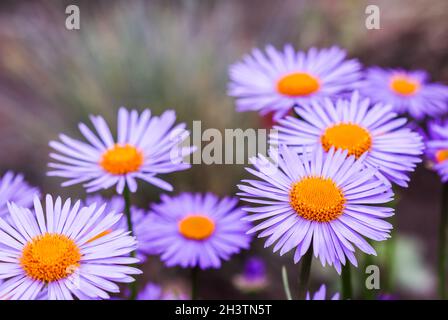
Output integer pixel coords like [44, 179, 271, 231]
[178, 215, 216, 241]
[277, 72, 320, 97]
[389, 75, 420, 96]
[100, 144, 144, 175]
[289, 176, 346, 222]
[321, 123, 372, 159]
[20, 233, 81, 283]
[436, 149, 448, 164]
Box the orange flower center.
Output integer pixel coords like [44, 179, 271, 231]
[178, 215, 215, 240]
[277, 72, 320, 96]
[436, 149, 448, 163]
[389, 75, 420, 96]
[290, 176, 345, 222]
[20, 233, 81, 283]
[321, 123, 372, 158]
[100, 144, 144, 175]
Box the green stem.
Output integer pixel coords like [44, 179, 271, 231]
[384, 187, 400, 293]
[341, 263, 352, 299]
[281, 266, 293, 300]
[297, 248, 313, 300]
[123, 185, 137, 300]
[191, 266, 199, 300]
[123, 185, 134, 238]
[384, 214, 396, 293]
[438, 183, 448, 299]
[363, 254, 376, 300]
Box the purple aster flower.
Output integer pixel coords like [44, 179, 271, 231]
[137, 282, 188, 300]
[306, 284, 340, 300]
[83, 195, 148, 261]
[377, 293, 397, 300]
[137, 282, 162, 300]
[238, 146, 394, 273]
[242, 257, 266, 280]
[48, 107, 195, 194]
[275, 91, 424, 187]
[84, 195, 125, 215]
[228, 45, 362, 120]
[425, 120, 448, 182]
[360, 67, 448, 119]
[0, 171, 39, 217]
[0, 195, 141, 300]
[233, 257, 268, 293]
[139, 193, 252, 269]
[163, 290, 189, 300]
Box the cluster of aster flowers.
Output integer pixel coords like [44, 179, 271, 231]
[0, 108, 252, 300]
[230, 44, 448, 299]
[0, 44, 447, 301]
[229, 45, 448, 120]
[425, 120, 448, 182]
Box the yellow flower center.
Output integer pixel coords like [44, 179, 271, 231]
[86, 229, 112, 244]
[277, 72, 320, 96]
[389, 75, 420, 96]
[20, 233, 81, 283]
[436, 149, 448, 163]
[100, 144, 144, 175]
[321, 123, 372, 158]
[178, 215, 215, 241]
[290, 176, 345, 222]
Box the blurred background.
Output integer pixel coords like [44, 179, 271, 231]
[0, 0, 447, 299]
